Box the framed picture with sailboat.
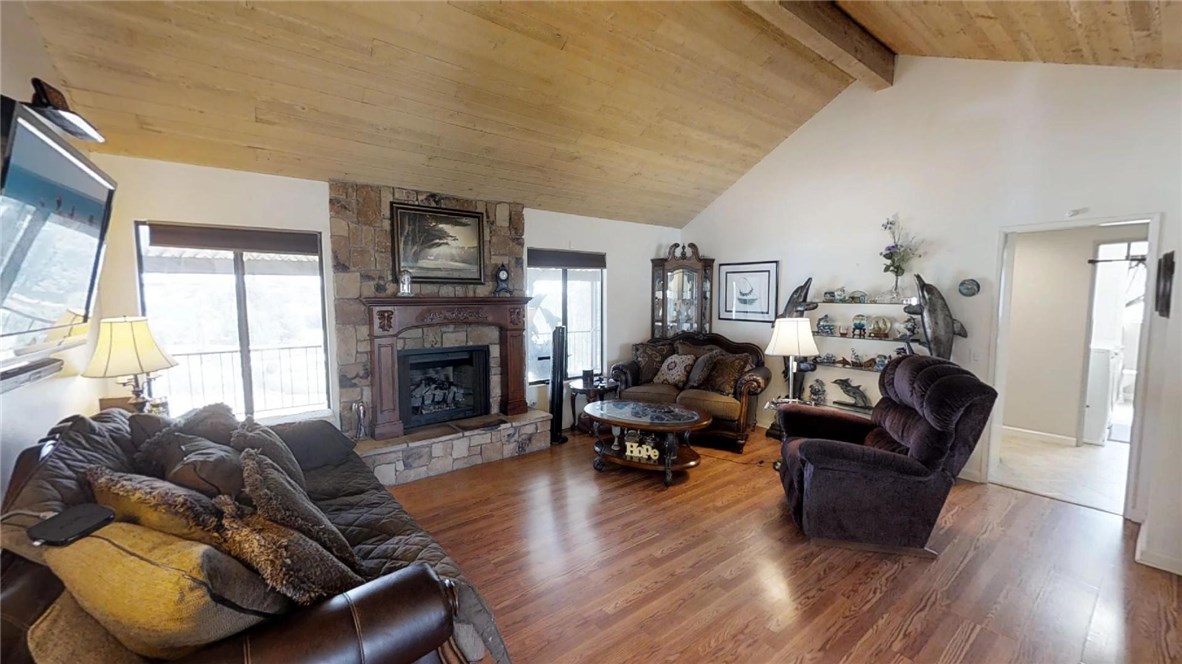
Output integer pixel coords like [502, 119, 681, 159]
[718, 261, 778, 323]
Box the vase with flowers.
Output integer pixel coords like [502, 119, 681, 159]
[878, 215, 923, 303]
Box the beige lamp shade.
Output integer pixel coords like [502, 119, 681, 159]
[765, 317, 819, 357]
[83, 316, 177, 378]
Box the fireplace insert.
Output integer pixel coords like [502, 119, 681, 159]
[397, 345, 490, 430]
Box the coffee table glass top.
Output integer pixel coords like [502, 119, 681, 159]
[583, 400, 705, 427]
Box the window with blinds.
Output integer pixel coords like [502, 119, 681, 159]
[136, 222, 329, 418]
[526, 249, 606, 383]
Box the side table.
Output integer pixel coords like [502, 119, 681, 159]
[569, 380, 619, 433]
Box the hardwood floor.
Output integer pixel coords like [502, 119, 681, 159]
[392, 431, 1180, 663]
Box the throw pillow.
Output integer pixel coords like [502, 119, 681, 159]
[213, 496, 364, 606]
[686, 350, 724, 388]
[675, 341, 721, 359]
[42, 522, 291, 660]
[269, 419, 357, 470]
[702, 353, 751, 397]
[176, 403, 240, 446]
[240, 448, 365, 575]
[230, 418, 305, 488]
[137, 432, 244, 498]
[27, 592, 149, 664]
[128, 413, 173, 450]
[652, 353, 695, 388]
[632, 342, 674, 384]
[87, 467, 223, 547]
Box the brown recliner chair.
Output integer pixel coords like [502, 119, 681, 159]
[777, 355, 997, 553]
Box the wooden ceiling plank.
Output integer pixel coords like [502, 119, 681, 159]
[742, 1, 895, 90]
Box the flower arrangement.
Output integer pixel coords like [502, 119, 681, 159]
[880, 215, 922, 288]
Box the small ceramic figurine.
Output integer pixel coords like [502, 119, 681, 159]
[808, 378, 827, 405]
[832, 378, 873, 410]
[870, 316, 892, 339]
[838, 325, 850, 337]
[833, 287, 847, 303]
[874, 354, 890, 371]
[816, 353, 839, 365]
[847, 290, 869, 304]
[849, 348, 864, 365]
[817, 314, 836, 336]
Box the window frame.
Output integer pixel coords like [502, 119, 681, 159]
[526, 265, 606, 385]
[134, 220, 332, 417]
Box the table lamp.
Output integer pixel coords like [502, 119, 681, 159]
[83, 316, 177, 412]
[764, 317, 819, 438]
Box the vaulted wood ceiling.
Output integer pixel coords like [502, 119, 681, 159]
[25, 2, 852, 227]
[23, 2, 1182, 228]
[839, 1, 1182, 70]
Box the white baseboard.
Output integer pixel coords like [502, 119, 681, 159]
[1001, 425, 1077, 447]
[1136, 528, 1182, 576]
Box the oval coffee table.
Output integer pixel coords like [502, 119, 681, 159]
[583, 400, 712, 486]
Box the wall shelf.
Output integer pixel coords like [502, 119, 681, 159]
[814, 332, 914, 345]
[813, 363, 883, 374]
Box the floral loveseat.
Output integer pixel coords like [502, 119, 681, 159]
[610, 332, 771, 450]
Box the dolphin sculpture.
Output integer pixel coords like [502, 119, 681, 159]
[903, 274, 967, 360]
[778, 277, 819, 319]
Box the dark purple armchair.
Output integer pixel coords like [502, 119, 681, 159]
[777, 355, 997, 552]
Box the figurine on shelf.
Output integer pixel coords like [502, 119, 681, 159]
[832, 378, 873, 410]
[817, 314, 836, 336]
[894, 346, 911, 357]
[874, 354, 890, 371]
[815, 353, 839, 365]
[851, 314, 868, 339]
[849, 348, 864, 365]
[808, 379, 827, 405]
[838, 325, 850, 337]
[836, 357, 852, 367]
[847, 290, 869, 304]
[869, 316, 892, 339]
[861, 357, 878, 369]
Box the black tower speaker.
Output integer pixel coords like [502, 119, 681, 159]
[548, 326, 568, 444]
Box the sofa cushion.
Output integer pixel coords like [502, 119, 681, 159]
[43, 522, 290, 660]
[230, 417, 305, 488]
[632, 341, 674, 384]
[27, 592, 148, 664]
[270, 419, 357, 470]
[174, 403, 240, 446]
[863, 427, 909, 455]
[87, 467, 223, 547]
[676, 389, 742, 421]
[240, 448, 365, 575]
[700, 352, 751, 397]
[138, 431, 244, 498]
[652, 353, 695, 388]
[213, 496, 364, 606]
[128, 413, 173, 450]
[1, 410, 136, 564]
[620, 383, 680, 404]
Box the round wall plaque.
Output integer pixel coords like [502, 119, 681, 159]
[958, 279, 981, 297]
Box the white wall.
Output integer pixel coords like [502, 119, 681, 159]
[681, 56, 1181, 572]
[0, 1, 104, 491]
[523, 208, 679, 426]
[1003, 224, 1148, 439]
[88, 155, 337, 422]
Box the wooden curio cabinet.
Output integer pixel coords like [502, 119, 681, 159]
[651, 243, 714, 339]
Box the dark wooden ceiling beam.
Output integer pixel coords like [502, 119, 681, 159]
[743, 1, 895, 91]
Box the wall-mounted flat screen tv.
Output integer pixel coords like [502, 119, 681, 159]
[1, 95, 115, 362]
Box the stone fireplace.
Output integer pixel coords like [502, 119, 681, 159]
[330, 182, 549, 486]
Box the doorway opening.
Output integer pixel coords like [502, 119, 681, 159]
[992, 220, 1150, 515]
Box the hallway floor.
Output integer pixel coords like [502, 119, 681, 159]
[994, 431, 1128, 514]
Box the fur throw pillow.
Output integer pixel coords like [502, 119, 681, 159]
[230, 418, 305, 488]
[652, 353, 696, 388]
[240, 449, 364, 575]
[175, 403, 240, 446]
[87, 467, 222, 547]
[213, 496, 363, 605]
[632, 342, 674, 384]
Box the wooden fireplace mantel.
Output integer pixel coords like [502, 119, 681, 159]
[364, 296, 532, 439]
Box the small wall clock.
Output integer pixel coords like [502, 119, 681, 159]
[494, 263, 512, 295]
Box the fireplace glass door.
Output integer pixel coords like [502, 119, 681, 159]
[397, 345, 490, 430]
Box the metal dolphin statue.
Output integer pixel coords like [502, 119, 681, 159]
[779, 277, 819, 319]
[903, 274, 967, 360]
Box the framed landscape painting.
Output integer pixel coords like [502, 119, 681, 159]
[718, 261, 778, 323]
[392, 203, 485, 284]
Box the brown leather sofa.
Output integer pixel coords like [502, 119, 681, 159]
[610, 332, 771, 450]
[0, 410, 509, 664]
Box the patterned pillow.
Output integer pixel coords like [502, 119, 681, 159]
[632, 342, 674, 384]
[687, 350, 724, 388]
[702, 353, 752, 397]
[675, 342, 722, 359]
[653, 354, 696, 388]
